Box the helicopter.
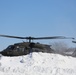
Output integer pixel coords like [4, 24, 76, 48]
[0, 34, 75, 56]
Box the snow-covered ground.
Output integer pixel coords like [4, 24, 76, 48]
[0, 52, 76, 75]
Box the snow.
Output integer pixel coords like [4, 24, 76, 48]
[0, 52, 76, 75]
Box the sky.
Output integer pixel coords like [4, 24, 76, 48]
[0, 0, 76, 50]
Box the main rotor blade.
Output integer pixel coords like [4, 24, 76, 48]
[0, 34, 74, 40]
[0, 34, 26, 39]
[33, 36, 75, 40]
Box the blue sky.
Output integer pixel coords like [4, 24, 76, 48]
[0, 0, 76, 50]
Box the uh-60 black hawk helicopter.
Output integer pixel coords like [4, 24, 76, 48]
[0, 34, 75, 56]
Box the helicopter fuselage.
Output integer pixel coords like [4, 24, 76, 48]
[0, 42, 54, 56]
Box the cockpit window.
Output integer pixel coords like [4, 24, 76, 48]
[7, 45, 15, 50]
